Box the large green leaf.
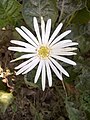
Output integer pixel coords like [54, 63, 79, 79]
[0, 0, 21, 27]
[22, 0, 58, 29]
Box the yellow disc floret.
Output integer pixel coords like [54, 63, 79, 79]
[38, 46, 50, 58]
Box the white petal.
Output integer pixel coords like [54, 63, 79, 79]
[42, 61, 46, 91]
[22, 58, 40, 74]
[15, 57, 36, 69]
[53, 41, 78, 48]
[48, 59, 62, 80]
[21, 26, 39, 45]
[51, 55, 76, 66]
[51, 40, 72, 49]
[16, 61, 32, 75]
[52, 48, 77, 55]
[33, 17, 42, 44]
[10, 40, 36, 49]
[45, 61, 52, 87]
[8, 47, 36, 53]
[49, 23, 63, 45]
[61, 47, 77, 51]
[52, 50, 77, 56]
[41, 17, 45, 44]
[50, 57, 69, 77]
[50, 30, 71, 46]
[15, 27, 37, 47]
[52, 46, 77, 54]
[16, 57, 39, 75]
[34, 60, 43, 83]
[45, 19, 51, 44]
[10, 54, 36, 62]
[61, 42, 78, 48]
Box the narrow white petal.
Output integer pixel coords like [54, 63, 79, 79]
[48, 59, 62, 80]
[33, 17, 42, 44]
[45, 19, 51, 44]
[34, 60, 43, 83]
[15, 57, 36, 69]
[51, 40, 72, 49]
[22, 58, 40, 74]
[52, 50, 77, 56]
[61, 42, 78, 48]
[15, 54, 36, 59]
[41, 17, 45, 44]
[50, 30, 71, 46]
[10, 40, 36, 49]
[61, 47, 77, 51]
[8, 47, 36, 53]
[16, 57, 39, 75]
[16, 61, 32, 75]
[50, 57, 69, 77]
[45, 61, 52, 87]
[10, 54, 36, 62]
[49, 23, 63, 45]
[21, 26, 39, 45]
[53, 41, 78, 49]
[42, 61, 46, 91]
[52, 47, 77, 54]
[51, 55, 76, 66]
[15, 27, 37, 47]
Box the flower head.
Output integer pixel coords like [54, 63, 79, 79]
[8, 17, 78, 91]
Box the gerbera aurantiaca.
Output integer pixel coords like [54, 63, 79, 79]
[8, 17, 78, 91]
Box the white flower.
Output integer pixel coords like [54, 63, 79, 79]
[8, 17, 78, 91]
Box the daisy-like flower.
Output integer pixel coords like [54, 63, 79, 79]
[8, 17, 78, 91]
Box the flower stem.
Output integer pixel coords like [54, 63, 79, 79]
[61, 79, 68, 98]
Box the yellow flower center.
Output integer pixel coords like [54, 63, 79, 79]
[38, 46, 50, 58]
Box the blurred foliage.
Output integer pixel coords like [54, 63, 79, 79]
[0, 0, 90, 120]
[0, 0, 22, 28]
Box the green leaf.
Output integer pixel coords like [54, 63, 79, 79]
[58, 0, 84, 24]
[76, 66, 90, 93]
[78, 36, 90, 54]
[76, 68, 90, 92]
[71, 7, 90, 24]
[0, 91, 14, 113]
[0, 0, 21, 27]
[60, 0, 82, 16]
[80, 90, 90, 112]
[22, 0, 58, 29]
[66, 100, 81, 120]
